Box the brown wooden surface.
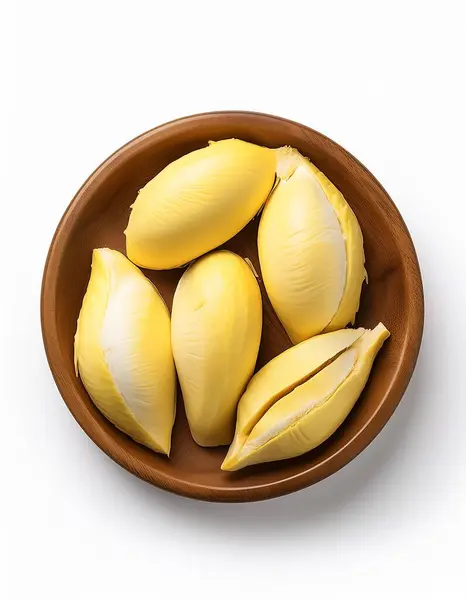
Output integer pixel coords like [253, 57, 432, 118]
[41, 111, 424, 502]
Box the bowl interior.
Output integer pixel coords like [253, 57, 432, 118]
[42, 112, 423, 501]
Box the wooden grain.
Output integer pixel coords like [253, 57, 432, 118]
[41, 111, 424, 502]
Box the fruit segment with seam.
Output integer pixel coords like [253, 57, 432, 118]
[222, 323, 389, 471]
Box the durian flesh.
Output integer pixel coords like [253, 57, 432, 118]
[258, 147, 366, 344]
[222, 323, 389, 471]
[74, 248, 176, 454]
[125, 139, 276, 269]
[171, 250, 263, 447]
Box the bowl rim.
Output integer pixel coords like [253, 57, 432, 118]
[41, 110, 424, 502]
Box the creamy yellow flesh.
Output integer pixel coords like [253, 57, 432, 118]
[258, 147, 365, 343]
[224, 327, 366, 463]
[222, 323, 389, 470]
[258, 164, 346, 343]
[74, 249, 176, 454]
[125, 139, 276, 269]
[171, 250, 262, 447]
[240, 350, 358, 456]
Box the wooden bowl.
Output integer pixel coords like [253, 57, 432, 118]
[41, 111, 424, 502]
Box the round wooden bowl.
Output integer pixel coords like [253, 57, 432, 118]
[41, 111, 424, 502]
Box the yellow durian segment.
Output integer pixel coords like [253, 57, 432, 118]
[125, 139, 276, 269]
[258, 159, 346, 343]
[74, 248, 176, 455]
[258, 147, 365, 343]
[171, 250, 262, 447]
[238, 350, 358, 460]
[224, 327, 366, 464]
[222, 323, 389, 470]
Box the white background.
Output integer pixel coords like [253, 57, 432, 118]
[3, 1, 466, 598]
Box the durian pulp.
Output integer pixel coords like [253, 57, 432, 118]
[74, 249, 176, 454]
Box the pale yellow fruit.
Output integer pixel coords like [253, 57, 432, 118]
[125, 139, 276, 269]
[258, 147, 366, 343]
[222, 323, 389, 470]
[224, 327, 366, 463]
[74, 248, 176, 454]
[171, 250, 262, 447]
